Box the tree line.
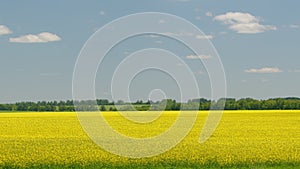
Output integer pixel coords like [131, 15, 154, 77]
[0, 97, 300, 112]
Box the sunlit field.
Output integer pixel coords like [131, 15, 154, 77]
[0, 111, 299, 168]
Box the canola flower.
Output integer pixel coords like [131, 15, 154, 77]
[0, 110, 299, 168]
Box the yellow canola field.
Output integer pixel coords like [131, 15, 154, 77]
[0, 110, 299, 167]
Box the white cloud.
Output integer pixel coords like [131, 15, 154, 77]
[195, 16, 201, 20]
[214, 12, 277, 34]
[205, 12, 213, 17]
[99, 10, 105, 15]
[162, 32, 213, 40]
[162, 32, 193, 37]
[155, 40, 163, 44]
[245, 67, 282, 73]
[229, 23, 276, 34]
[147, 34, 160, 38]
[0, 25, 12, 35]
[290, 24, 299, 29]
[9, 32, 61, 43]
[215, 12, 259, 24]
[158, 19, 166, 24]
[177, 63, 184, 67]
[186, 55, 212, 60]
[196, 34, 213, 39]
[194, 70, 204, 75]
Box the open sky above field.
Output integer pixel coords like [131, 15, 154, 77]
[0, 1, 300, 103]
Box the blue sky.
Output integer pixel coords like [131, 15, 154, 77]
[0, 0, 299, 103]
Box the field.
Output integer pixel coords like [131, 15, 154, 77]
[0, 110, 299, 168]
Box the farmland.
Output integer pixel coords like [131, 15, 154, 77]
[0, 110, 299, 168]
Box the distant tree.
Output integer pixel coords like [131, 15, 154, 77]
[134, 100, 143, 105]
[109, 106, 117, 111]
[53, 106, 60, 112]
[97, 99, 109, 105]
[225, 98, 237, 110]
[100, 105, 106, 111]
[116, 100, 124, 105]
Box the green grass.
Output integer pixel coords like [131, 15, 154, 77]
[1, 161, 299, 169]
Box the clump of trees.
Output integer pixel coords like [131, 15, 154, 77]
[0, 97, 300, 112]
[0, 100, 75, 112]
